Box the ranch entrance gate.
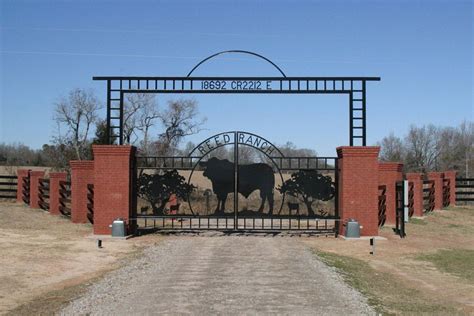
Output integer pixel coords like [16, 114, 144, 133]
[93, 50, 381, 236]
[133, 131, 339, 234]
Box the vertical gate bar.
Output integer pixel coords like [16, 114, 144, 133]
[208, 217, 210, 229]
[199, 217, 201, 228]
[280, 218, 282, 229]
[181, 217, 183, 228]
[145, 218, 147, 227]
[234, 132, 239, 230]
[106, 80, 111, 144]
[334, 159, 339, 236]
[349, 92, 354, 146]
[119, 91, 124, 145]
[253, 217, 255, 229]
[172, 218, 174, 228]
[362, 80, 367, 146]
[162, 217, 165, 227]
[190, 218, 192, 229]
[226, 216, 228, 229]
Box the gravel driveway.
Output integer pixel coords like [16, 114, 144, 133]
[62, 236, 374, 315]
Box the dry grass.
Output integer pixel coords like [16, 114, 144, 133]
[303, 205, 474, 315]
[0, 202, 158, 315]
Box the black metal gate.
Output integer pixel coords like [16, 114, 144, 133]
[131, 131, 339, 235]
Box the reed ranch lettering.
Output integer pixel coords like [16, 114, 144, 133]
[196, 132, 277, 156]
[200, 80, 272, 91]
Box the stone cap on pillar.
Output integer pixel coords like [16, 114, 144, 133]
[443, 170, 457, 177]
[92, 145, 135, 157]
[49, 172, 68, 178]
[427, 171, 444, 179]
[17, 169, 31, 176]
[406, 172, 423, 180]
[70, 160, 94, 170]
[378, 162, 403, 172]
[336, 146, 380, 158]
[29, 170, 45, 176]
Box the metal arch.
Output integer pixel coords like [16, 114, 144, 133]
[187, 131, 285, 158]
[186, 50, 287, 78]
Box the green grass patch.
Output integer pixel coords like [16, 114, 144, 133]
[409, 218, 427, 225]
[416, 249, 474, 282]
[316, 251, 461, 315]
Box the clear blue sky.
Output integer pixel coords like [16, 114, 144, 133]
[1, 0, 472, 156]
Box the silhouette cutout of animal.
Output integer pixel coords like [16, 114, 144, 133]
[200, 157, 274, 214]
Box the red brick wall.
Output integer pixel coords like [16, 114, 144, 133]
[16, 169, 30, 203]
[92, 145, 135, 235]
[337, 146, 380, 236]
[70, 161, 94, 223]
[29, 170, 45, 209]
[49, 172, 67, 216]
[378, 162, 404, 225]
[406, 173, 424, 217]
[443, 170, 456, 206]
[427, 172, 444, 210]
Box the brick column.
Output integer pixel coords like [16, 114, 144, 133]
[443, 170, 456, 206]
[93, 145, 136, 235]
[406, 173, 424, 217]
[378, 162, 404, 225]
[70, 161, 94, 223]
[427, 172, 444, 210]
[337, 146, 380, 236]
[49, 172, 67, 215]
[29, 170, 45, 209]
[16, 169, 30, 203]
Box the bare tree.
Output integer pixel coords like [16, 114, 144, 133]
[378, 133, 405, 162]
[154, 99, 206, 156]
[53, 88, 101, 160]
[404, 125, 440, 172]
[134, 94, 160, 155]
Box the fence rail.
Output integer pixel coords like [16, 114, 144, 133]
[456, 178, 474, 203]
[59, 180, 71, 216]
[0, 175, 17, 199]
[423, 180, 435, 212]
[38, 178, 50, 211]
[22, 174, 30, 204]
[408, 181, 414, 217]
[87, 184, 94, 224]
[378, 185, 386, 227]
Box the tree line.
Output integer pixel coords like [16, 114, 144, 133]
[377, 121, 473, 177]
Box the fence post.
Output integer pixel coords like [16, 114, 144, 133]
[16, 169, 30, 203]
[92, 145, 136, 235]
[337, 146, 380, 236]
[405, 173, 424, 217]
[378, 162, 404, 225]
[443, 170, 456, 206]
[49, 172, 68, 215]
[427, 172, 444, 210]
[29, 170, 45, 209]
[70, 161, 94, 224]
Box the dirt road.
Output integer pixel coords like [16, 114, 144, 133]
[62, 236, 373, 315]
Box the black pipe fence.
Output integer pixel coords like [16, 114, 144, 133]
[456, 178, 474, 203]
[378, 185, 386, 227]
[423, 180, 435, 213]
[0, 175, 17, 200]
[38, 178, 50, 211]
[59, 180, 71, 217]
[87, 184, 94, 224]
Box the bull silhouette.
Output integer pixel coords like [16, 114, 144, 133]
[199, 157, 275, 214]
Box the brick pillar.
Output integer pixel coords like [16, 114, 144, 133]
[337, 146, 380, 236]
[16, 169, 30, 203]
[49, 172, 67, 215]
[427, 172, 444, 210]
[443, 170, 456, 206]
[406, 173, 424, 217]
[93, 145, 135, 235]
[378, 162, 404, 225]
[29, 170, 45, 209]
[70, 161, 94, 223]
